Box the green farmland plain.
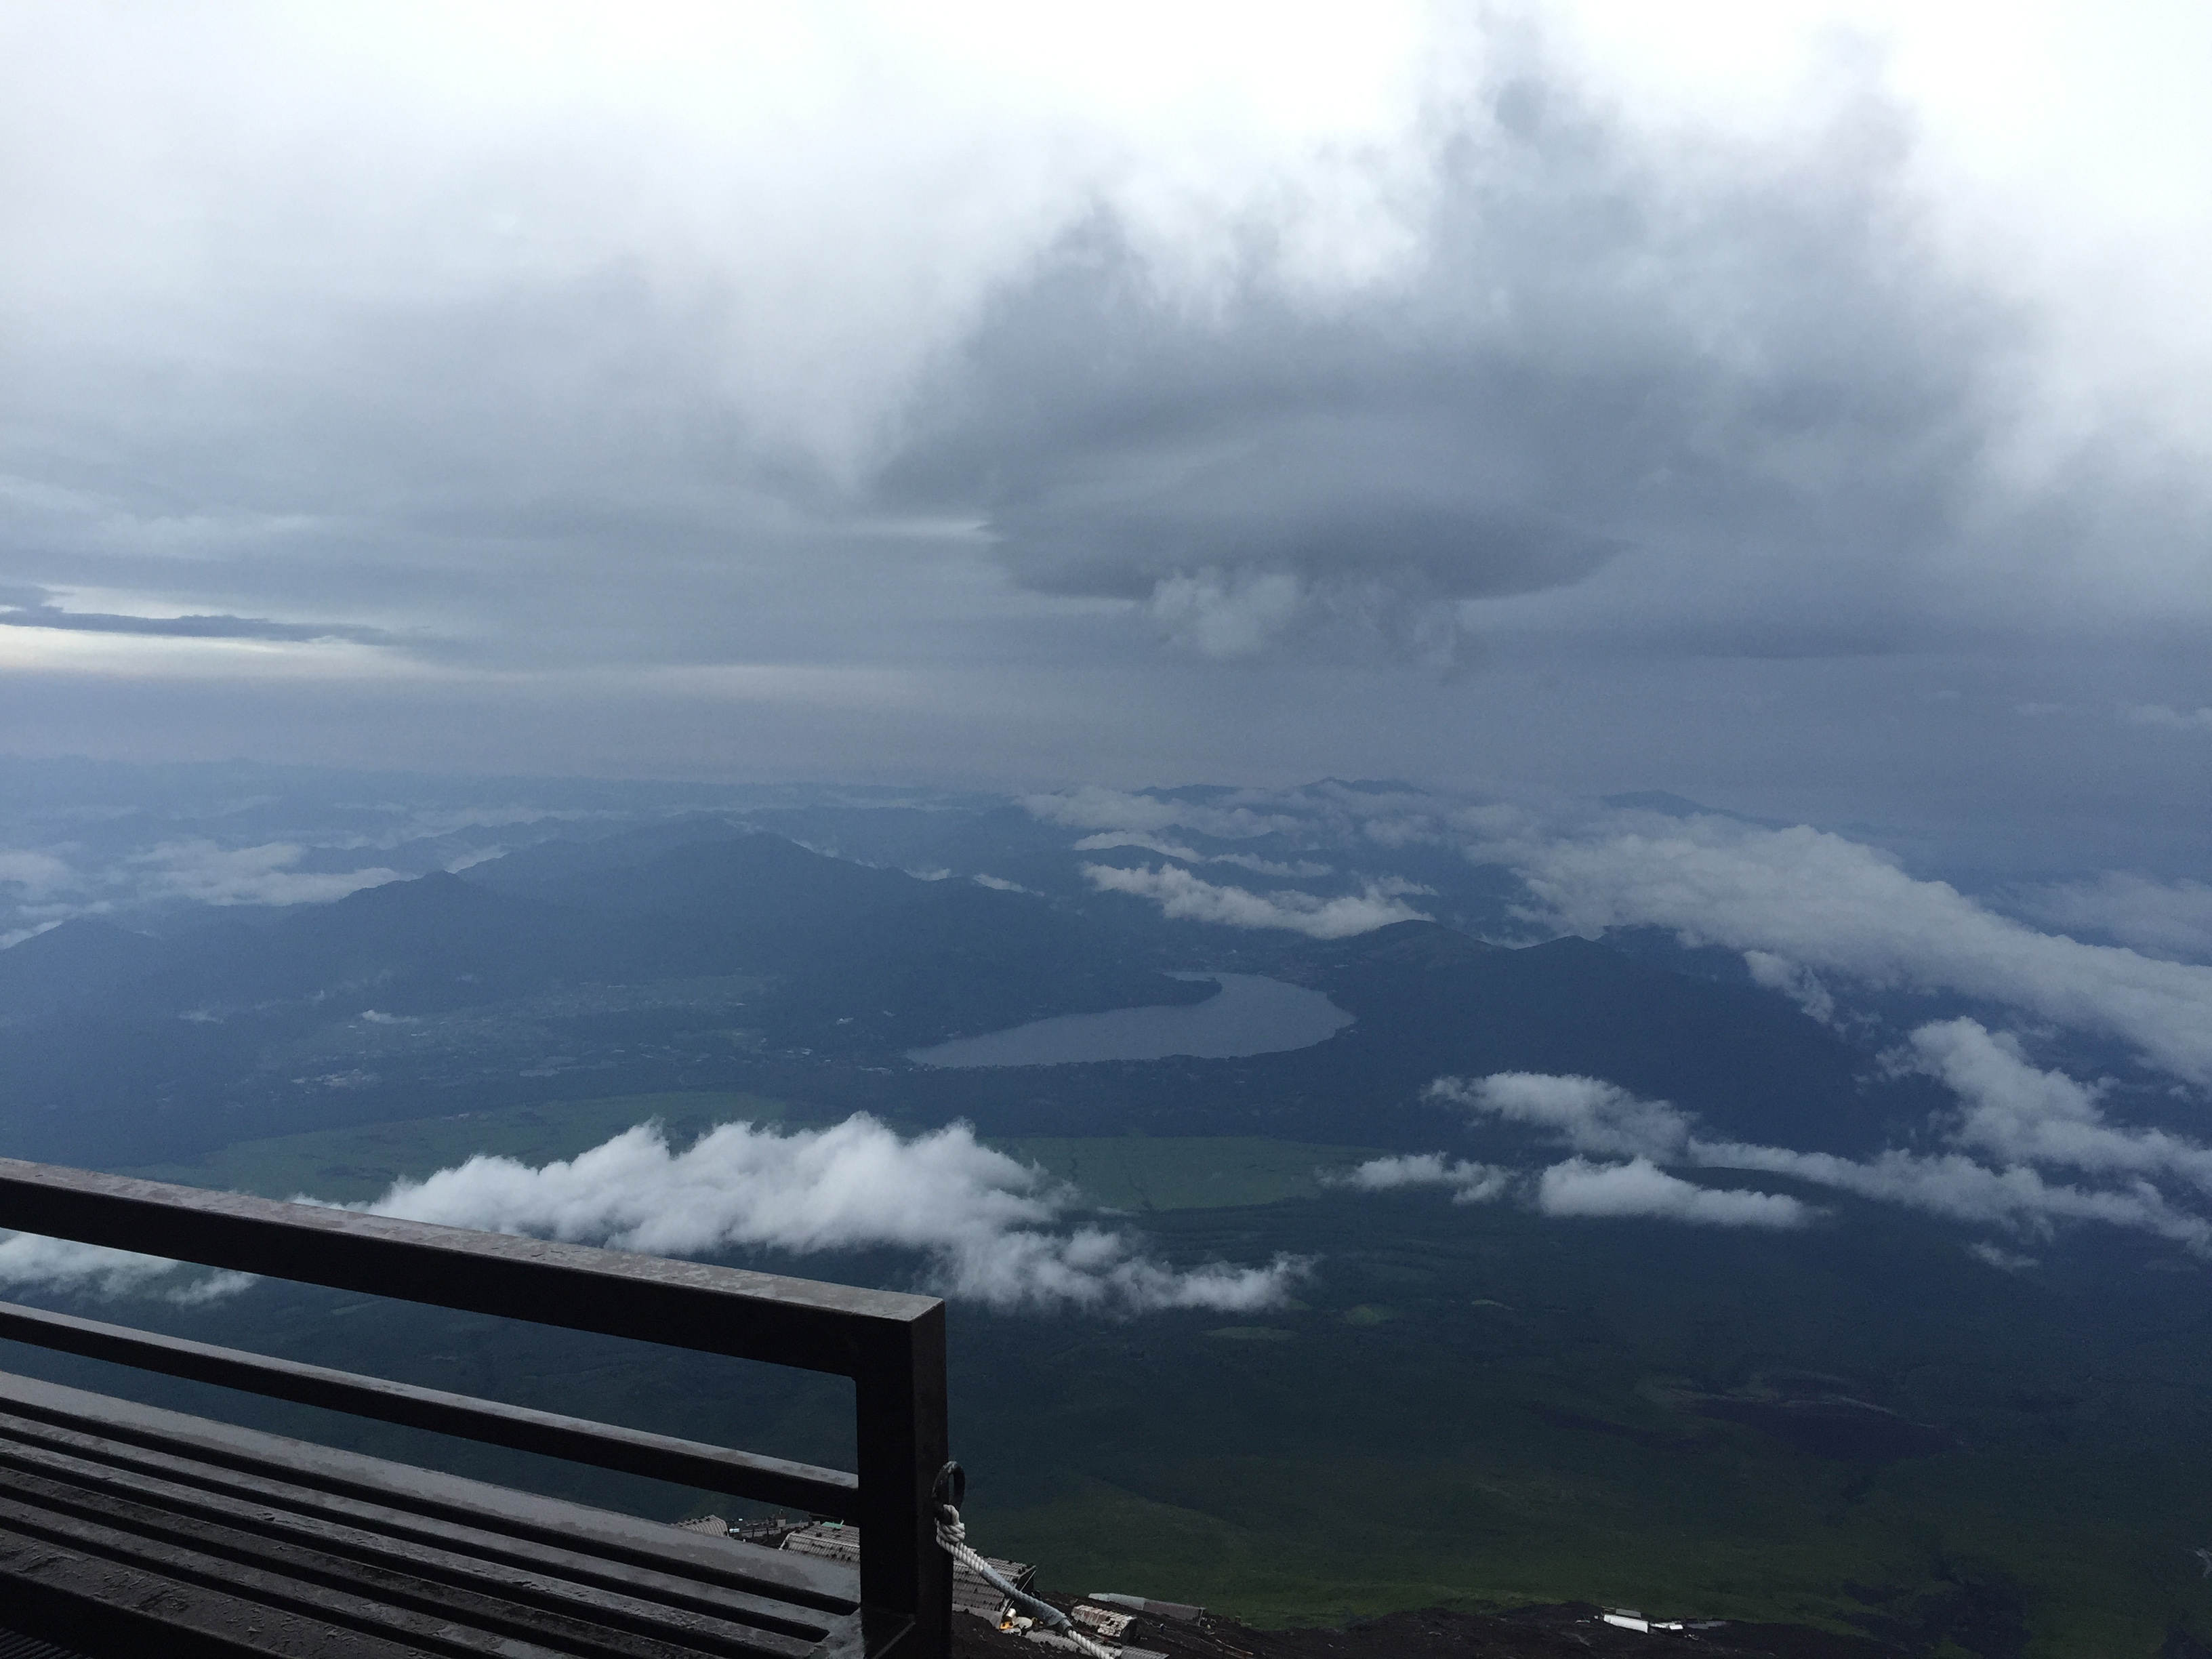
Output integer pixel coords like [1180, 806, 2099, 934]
[123, 1091, 1380, 1213]
[55, 1092, 2212, 1655]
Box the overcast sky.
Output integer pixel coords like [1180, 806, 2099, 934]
[3, 2, 2208, 866]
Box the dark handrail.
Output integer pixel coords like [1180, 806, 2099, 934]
[0, 1298, 858, 1513]
[0, 1157, 950, 1659]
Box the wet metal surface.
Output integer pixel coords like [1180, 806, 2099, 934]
[0, 1158, 950, 1658]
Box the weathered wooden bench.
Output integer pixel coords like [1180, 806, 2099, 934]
[0, 1158, 950, 1659]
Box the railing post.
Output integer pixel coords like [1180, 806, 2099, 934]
[853, 1299, 950, 1659]
[0, 1159, 956, 1657]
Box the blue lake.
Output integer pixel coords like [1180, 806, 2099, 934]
[906, 972, 1355, 1068]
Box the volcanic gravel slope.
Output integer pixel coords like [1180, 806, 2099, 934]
[949, 1599, 1902, 1659]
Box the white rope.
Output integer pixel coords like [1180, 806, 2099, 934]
[935, 1508, 1120, 1659]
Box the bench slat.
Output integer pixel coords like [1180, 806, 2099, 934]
[0, 1299, 858, 1517]
[0, 1372, 867, 1659]
[0, 1406, 828, 1635]
[0, 1372, 859, 1610]
[0, 1439, 819, 1659]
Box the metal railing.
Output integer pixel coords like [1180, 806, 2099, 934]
[0, 1156, 951, 1659]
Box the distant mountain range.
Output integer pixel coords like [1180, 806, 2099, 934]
[0, 826, 1927, 1168]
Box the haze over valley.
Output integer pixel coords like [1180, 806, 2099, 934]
[5, 7, 2212, 1654]
[0, 764, 2208, 1647]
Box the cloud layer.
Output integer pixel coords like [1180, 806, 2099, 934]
[1082, 861, 1428, 939]
[2005, 872, 2212, 964]
[363, 1115, 1302, 1313]
[1033, 783, 2212, 1080]
[5, 9, 2212, 814]
[1073, 832, 1332, 880]
[135, 840, 407, 907]
[1535, 1158, 1811, 1229]
[1485, 811, 2212, 1082]
[0, 1115, 1306, 1312]
[1389, 1038, 2212, 1256]
[0, 1232, 251, 1305]
[0, 590, 391, 646]
[1330, 1153, 1510, 1205]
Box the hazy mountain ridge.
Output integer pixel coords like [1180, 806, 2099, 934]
[0, 828, 1221, 1162]
[2, 783, 2195, 1170]
[3, 774, 2211, 1647]
[1284, 924, 1934, 1156]
[0, 813, 2010, 1172]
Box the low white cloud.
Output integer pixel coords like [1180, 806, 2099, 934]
[1366, 876, 1435, 898]
[970, 874, 1033, 893]
[1043, 787, 2212, 1088]
[2005, 872, 2212, 964]
[1967, 1242, 2039, 1271]
[2125, 704, 2212, 735]
[0, 1233, 252, 1303]
[1429, 1072, 1692, 1160]
[1026, 785, 1303, 841]
[363, 1115, 1303, 1313]
[0, 1117, 1305, 1313]
[1706, 1141, 2212, 1252]
[1073, 832, 1332, 880]
[1330, 1153, 1510, 1204]
[1336, 1143, 1806, 1228]
[1212, 853, 1333, 879]
[1904, 1018, 2212, 1193]
[1397, 1035, 2212, 1256]
[0, 850, 75, 901]
[1742, 950, 1839, 1024]
[1075, 832, 1206, 861]
[1082, 861, 1427, 939]
[1416, 1042, 2212, 1254]
[1484, 814, 2212, 1084]
[134, 840, 406, 907]
[1535, 1158, 1811, 1229]
[392, 804, 621, 838]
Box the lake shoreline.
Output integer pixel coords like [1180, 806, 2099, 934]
[906, 972, 1355, 1069]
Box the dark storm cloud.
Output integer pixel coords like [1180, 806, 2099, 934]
[882, 73, 2010, 664]
[965, 378, 1625, 606]
[3, 4, 2209, 841]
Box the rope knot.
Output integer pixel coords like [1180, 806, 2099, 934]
[929, 1460, 1120, 1659]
